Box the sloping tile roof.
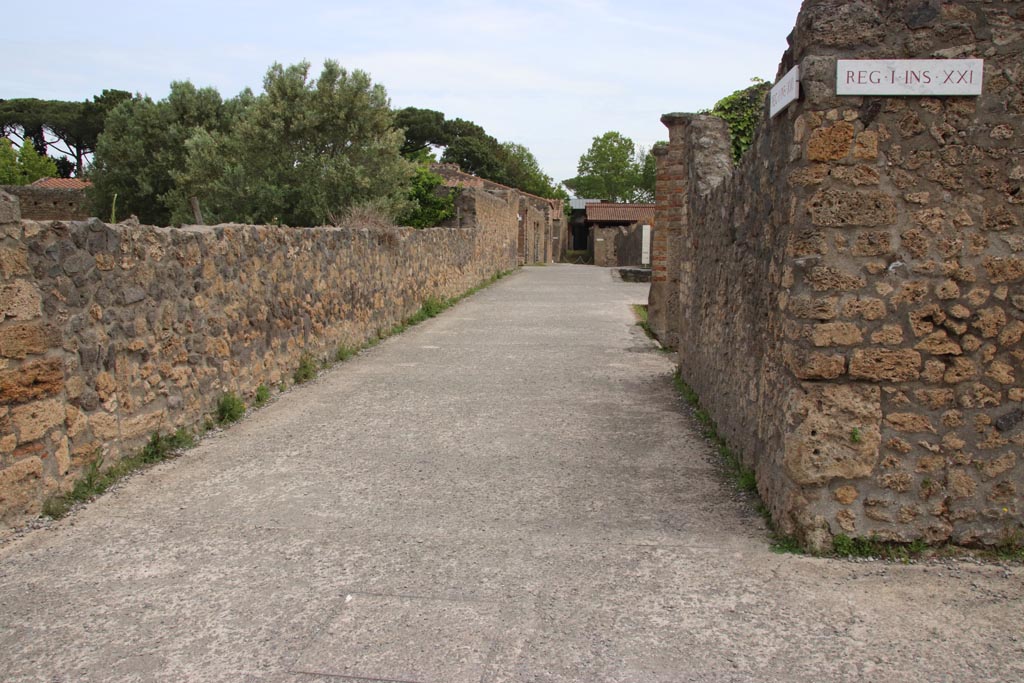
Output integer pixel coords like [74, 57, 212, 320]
[584, 203, 655, 223]
[29, 177, 92, 190]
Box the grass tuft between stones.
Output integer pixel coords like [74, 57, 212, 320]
[216, 392, 246, 424]
[293, 353, 318, 384]
[671, 369, 800, 551]
[254, 384, 271, 407]
[287, 268, 516, 387]
[41, 428, 195, 519]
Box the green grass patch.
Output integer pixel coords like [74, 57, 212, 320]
[831, 534, 933, 562]
[216, 392, 246, 424]
[335, 344, 358, 363]
[286, 269, 516, 389]
[293, 353, 318, 384]
[42, 428, 195, 519]
[631, 304, 657, 341]
[672, 370, 758, 499]
[254, 384, 271, 407]
[770, 535, 803, 554]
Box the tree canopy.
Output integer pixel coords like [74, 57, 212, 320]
[0, 138, 57, 185]
[0, 90, 132, 176]
[564, 131, 656, 202]
[90, 61, 416, 227]
[393, 106, 564, 199]
[174, 61, 412, 227]
[90, 82, 246, 225]
[86, 61, 561, 227]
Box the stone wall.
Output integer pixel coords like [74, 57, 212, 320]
[0, 187, 521, 525]
[431, 163, 565, 264]
[593, 223, 646, 268]
[1, 186, 91, 221]
[651, 0, 1024, 549]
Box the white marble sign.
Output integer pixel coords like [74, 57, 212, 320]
[836, 59, 983, 96]
[770, 65, 800, 117]
[641, 224, 651, 265]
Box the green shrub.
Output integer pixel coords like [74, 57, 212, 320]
[254, 384, 271, 407]
[293, 353, 318, 384]
[833, 534, 879, 558]
[335, 345, 357, 363]
[421, 296, 446, 318]
[397, 166, 457, 228]
[216, 392, 246, 424]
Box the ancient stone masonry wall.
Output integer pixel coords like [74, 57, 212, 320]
[653, 0, 1024, 549]
[1, 186, 91, 221]
[0, 188, 520, 524]
[593, 224, 645, 268]
[431, 163, 564, 265]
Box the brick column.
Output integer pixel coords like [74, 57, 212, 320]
[647, 136, 681, 348]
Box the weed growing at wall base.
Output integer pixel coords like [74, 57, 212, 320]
[216, 392, 246, 424]
[293, 353, 318, 384]
[673, 370, 759, 495]
[632, 304, 655, 340]
[41, 428, 195, 519]
[671, 370, 801, 549]
[286, 269, 516, 387]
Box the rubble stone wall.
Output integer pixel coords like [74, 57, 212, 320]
[431, 163, 564, 265]
[0, 187, 520, 524]
[593, 224, 646, 268]
[652, 0, 1024, 548]
[1, 186, 91, 221]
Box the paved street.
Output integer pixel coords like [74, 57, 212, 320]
[1, 265, 1022, 682]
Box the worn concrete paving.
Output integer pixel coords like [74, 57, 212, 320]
[1, 264, 1022, 682]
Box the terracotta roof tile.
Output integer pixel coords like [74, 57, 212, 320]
[584, 203, 655, 223]
[29, 177, 92, 190]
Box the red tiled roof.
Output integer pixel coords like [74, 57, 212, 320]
[585, 203, 655, 223]
[29, 177, 92, 190]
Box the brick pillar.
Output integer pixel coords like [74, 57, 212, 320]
[648, 114, 733, 351]
[647, 144, 671, 343]
[647, 116, 692, 349]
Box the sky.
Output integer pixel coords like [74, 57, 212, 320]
[3, 0, 803, 185]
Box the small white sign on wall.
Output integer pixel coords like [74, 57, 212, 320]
[836, 59, 984, 96]
[771, 65, 800, 117]
[641, 224, 651, 265]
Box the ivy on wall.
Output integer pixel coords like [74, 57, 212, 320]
[707, 78, 771, 163]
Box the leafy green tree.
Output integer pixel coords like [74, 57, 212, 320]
[564, 131, 643, 202]
[0, 91, 132, 175]
[634, 145, 657, 203]
[90, 82, 244, 224]
[0, 138, 57, 185]
[707, 77, 770, 162]
[494, 142, 565, 199]
[0, 139, 18, 184]
[440, 132, 505, 180]
[397, 166, 456, 228]
[16, 138, 57, 183]
[177, 60, 411, 226]
[54, 157, 76, 178]
[394, 107, 450, 157]
[394, 108, 562, 198]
